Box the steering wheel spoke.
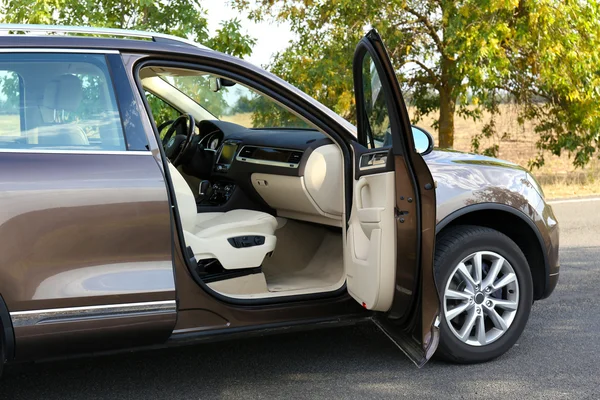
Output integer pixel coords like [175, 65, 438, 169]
[162, 114, 196, 166]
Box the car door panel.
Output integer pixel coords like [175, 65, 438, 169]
[348, 29, 440, 366]
[346, 167, 396, 311]
[0, 151, 176, 360]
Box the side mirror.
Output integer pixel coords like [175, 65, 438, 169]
[411, 126, 434, 155]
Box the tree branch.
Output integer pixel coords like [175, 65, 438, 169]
[409, 76, 436, 86]
[405, 59, 438, 83]
[404, 6, 445, 55]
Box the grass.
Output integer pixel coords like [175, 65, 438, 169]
[220, 113, 253, 127]
[0, 114, 20, 136]
[409, 105, 600, 199]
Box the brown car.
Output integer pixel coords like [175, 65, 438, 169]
[0, 24, 559, 378]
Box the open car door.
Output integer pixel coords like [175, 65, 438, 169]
[344, 29, 440, 367]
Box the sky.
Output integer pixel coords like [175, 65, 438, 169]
[203, 1, 294, 67]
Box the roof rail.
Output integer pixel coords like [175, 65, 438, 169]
[0, 23, 210, 50]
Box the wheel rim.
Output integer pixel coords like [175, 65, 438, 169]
[443, 251, 519, 346]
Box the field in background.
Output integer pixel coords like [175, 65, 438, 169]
[0, 114, 19, 136]
[409, 105, 600, 199]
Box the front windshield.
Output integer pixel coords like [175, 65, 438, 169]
[160, 74, 311, 129]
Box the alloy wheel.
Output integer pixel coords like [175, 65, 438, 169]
[443, 251, 520, 346]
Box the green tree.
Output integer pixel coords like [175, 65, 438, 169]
[1, 0, 255, 58]
[235, 0, 600, 167]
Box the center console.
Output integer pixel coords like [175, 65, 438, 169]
[206, 182, 235, 204]
[199, 139, 240, 206]
[214, 139, 240, 173]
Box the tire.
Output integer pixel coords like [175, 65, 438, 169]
[434, 225, 533, 364]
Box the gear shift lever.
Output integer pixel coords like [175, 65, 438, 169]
[198, 180, 212, 202]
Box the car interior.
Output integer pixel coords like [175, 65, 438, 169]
[140, 66, 348, 299]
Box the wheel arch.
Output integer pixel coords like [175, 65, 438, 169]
[436, 203, 548, 300]
[0, 293, 15, 362]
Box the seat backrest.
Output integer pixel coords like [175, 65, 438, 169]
[167, 163, 197, 232]
[37, 74, 89, 146]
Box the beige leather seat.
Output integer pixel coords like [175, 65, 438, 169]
[36, 74, 89, 146]
[168, 163, 277, 270]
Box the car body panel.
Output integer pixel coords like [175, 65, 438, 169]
[426, 149, 560, 293]
[0, 152, 176, 360]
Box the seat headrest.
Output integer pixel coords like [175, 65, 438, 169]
[43, 74, 83, 112]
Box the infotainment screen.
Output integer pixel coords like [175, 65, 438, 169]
[217, 142, 238, 165]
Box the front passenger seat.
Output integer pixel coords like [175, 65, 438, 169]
[168, 163, 277, 270]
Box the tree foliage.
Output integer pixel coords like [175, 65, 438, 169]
[234, 0, 600, 168]
[0, 0, 255, 58]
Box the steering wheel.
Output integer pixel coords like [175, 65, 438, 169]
[162, 113, 196, 166]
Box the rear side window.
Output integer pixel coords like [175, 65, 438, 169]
[0, 53, 126, 151]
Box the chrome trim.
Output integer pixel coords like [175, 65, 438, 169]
[359, 150, 389, 171]
[10, 300, 176, 327]
[359, 164, 387, 171]
[0, 148, 153, 156]
[0, 48, 119, 54]
[0, 23, 210, 50]
[235, 145, 302, 169]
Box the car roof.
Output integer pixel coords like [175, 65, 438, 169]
[0, 23, 215, 58]
[0, 35, 209, 55]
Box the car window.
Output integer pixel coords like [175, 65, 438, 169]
[145, 92, 181, 139]
[361, 55, 391, 149]
[154, 72, 311, 129]
[0, 53, 126, 151]
[146, 92, 180, 125]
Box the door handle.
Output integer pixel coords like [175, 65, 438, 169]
[355, 178, 368, 209]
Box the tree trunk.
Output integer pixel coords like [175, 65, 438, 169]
[438, 85, 456, 149]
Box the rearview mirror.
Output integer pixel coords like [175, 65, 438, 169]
[220, 78, 237, 87]
[411, 126, 434, 155]
[209, 77, 237, 92]
[209, 76, 221, 92]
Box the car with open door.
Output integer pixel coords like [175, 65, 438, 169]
[0, 25, 559, 381]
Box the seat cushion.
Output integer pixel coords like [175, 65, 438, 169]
[193, 210, 278, 239]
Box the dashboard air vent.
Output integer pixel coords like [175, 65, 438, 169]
[239, 146, 256, 158]
[288, 151, 303, 164]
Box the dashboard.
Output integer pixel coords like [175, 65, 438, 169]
[196, 120, 344, 227]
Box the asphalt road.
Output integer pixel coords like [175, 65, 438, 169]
[2, 198, 600, 399]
